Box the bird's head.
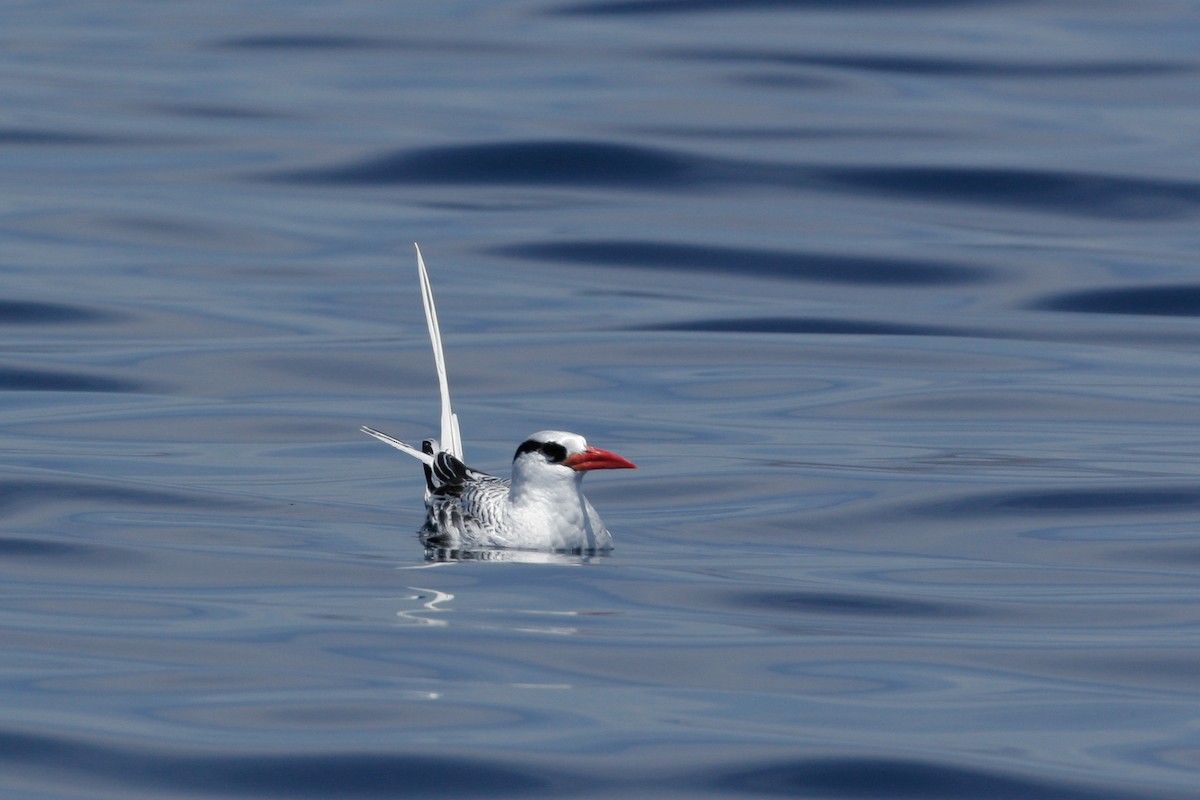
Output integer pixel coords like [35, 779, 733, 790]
[511, 430, 636, 484]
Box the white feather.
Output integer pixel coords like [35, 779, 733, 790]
[359, 425, 433, 466]
[415, 243, 464, 462]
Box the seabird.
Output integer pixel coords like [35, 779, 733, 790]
[362, 244, 636, 552]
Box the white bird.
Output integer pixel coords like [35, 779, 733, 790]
[362, 244, 636, 553]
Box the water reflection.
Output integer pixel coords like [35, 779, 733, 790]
[394, 587, 454, 627]
[422, 547, 610, 564]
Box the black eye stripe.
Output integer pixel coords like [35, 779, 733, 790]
[513, 439, 569, 463]
[515, 440, 541, 458]
[540, 442, 568, 463]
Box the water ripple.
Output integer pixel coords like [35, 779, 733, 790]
[639, 316, 970, 336]
[0, 536, 123, 564]
[554, 0, 1003, 15]
[813, 166, 1200, 221]
[496, 240, 989, 286]
[0, 128, 124, 145]
[0, 729, 561, 798]
[707, 756, 1175, 800]
[677, 48, 1189, 79]
[0, 478, 251, 518]
[0, 366, 150, 394]
[0, 299, 121, 326]
[924, 485, 1200, 519]
[269, 139, 1198, 221]
[731, 589, 981, 620]
[216, 34, 395, 51]
[1032, 285, 1200, 316]
[272, 140, 699, 187]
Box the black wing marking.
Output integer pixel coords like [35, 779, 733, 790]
[421, 439, 437, 493]
[422, 440, 493, 493]
[432, 451, 468, 488]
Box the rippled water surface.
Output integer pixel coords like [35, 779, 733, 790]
[5, 2, 1200, 798]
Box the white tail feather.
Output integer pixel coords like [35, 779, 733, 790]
[415, 243, 464, 462]
[360, 426, 434, 466]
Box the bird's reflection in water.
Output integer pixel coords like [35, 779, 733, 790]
[395, 548, 610, 631]
[394, 586, 454, 627]
[395, 581, 608, 637]
[423, 547, 611, 564]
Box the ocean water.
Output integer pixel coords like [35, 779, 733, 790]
[4, 1, 1200, 798]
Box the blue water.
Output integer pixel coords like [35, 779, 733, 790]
[4, 1, 1200, 798]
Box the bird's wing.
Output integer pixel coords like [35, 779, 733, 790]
[429, 450, 497, 489]
[415, 243, 464, 462]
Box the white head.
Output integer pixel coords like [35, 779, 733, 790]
[510, 430, 636, 488]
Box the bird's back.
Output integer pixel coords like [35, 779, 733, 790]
[421, 464, 512, 549]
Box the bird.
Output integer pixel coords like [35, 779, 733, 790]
[361, 244, 636, 553]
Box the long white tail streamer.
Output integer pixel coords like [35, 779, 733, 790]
[359, 425, 433, 466]
[415, 243, 464, 462]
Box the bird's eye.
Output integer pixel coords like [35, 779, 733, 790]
[540, 442, 568, 463]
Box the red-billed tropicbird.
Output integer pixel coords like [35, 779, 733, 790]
[362, 244, 636, 552]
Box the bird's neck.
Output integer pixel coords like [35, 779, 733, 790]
[508, 471, 585, 510]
